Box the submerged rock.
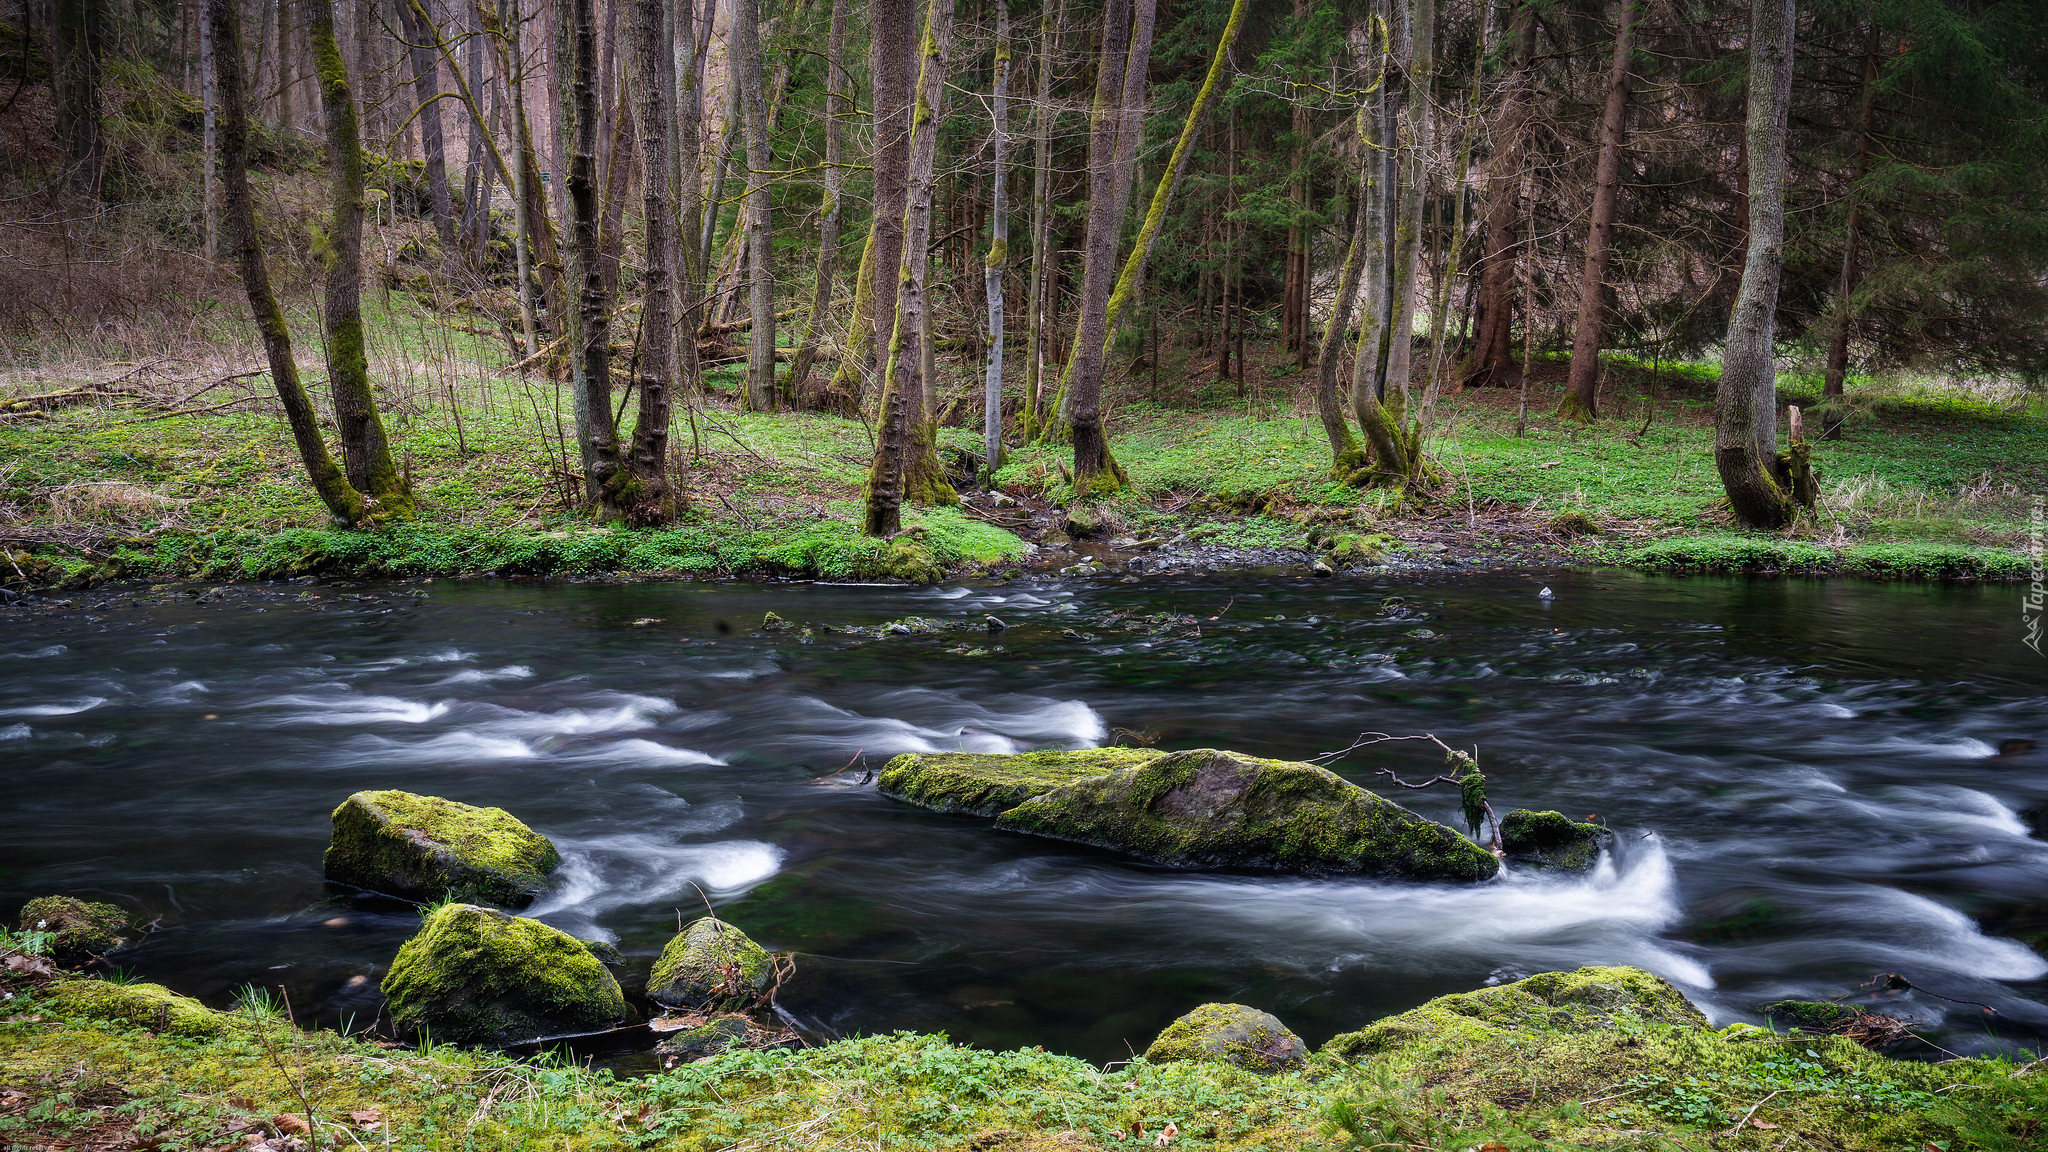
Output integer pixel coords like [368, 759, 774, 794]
[655, 1013, 755, 1061]
[1145, 1003, 1307, 1074]
[1323, 965, 1704, 1061]
[647, 917, 777, 1010]
[879, 748, 1166, 817]
[17, 896, 129, 965]
[381, 903, 627, 1046]
[324, 790, 561, 907]
[1500, 809, 1609, 872]
[1761, 999, 1858, 1030]
[994, 748, 1500, 881]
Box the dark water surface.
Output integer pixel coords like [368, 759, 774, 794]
[5, 569, 2047, 1067]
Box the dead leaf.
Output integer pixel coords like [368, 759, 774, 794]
[348, 1109, 381, 1126]
[1751, 1120, 1781, 1131]
[272, 1113, 310, 1135]
[1155, 1120, 1179, 1146]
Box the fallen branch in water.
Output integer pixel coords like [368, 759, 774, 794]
[1315, 731, 1502, 856]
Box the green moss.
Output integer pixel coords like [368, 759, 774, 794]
[36, 979, 229, 1038]
[380, 903, 626, 1046]
[647, 918, 774, 1011]
[994, 748, 1500, 881]
[1144, 1003, 1306, 1074]
[17, 897, 129, 965]
[1499, 809, 1609, 871]
[1322, 965, 1705, 1061]
[323, 790, 560, 907]
[877, 747, 1168, 817]
[654, 1014, 755, 1061]
[1761, 999, 1859, 1030]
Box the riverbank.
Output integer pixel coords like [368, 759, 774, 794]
[3, 953, 2042, 1151]
[4, 324, 2040, 591]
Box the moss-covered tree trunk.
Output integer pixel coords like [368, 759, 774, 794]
[1714, 0, 1798, 529]
[207, 0, 366, 527]
[864, 0, 959, 536]
[1018, 0, 1065, 441]
[310, 0, 413, 520]
[789, 0, 848, 404]
[981, 0, 1011, 485]
[1559, 0, 1634, 421]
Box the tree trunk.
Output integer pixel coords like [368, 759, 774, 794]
[860, 0, 913, 410]
[614, 0, 680, 522]
[53, 0, 103, 191]
[1064, 0, 1154, 497]
[399, 0, 458, 253]
[1465, 2, 1537, 388]
[672, 0, 706, 432]
[1283, 0, 1310, 366]
[1019, 0, 1064, 440]
[1560, 0, 1634, 420]
[734, 0, 776, 410]
[208, 0, 367, 526]
[1820, 28, 1878, 440]
[864, 0, 959, 535]
[201, 4, 220, 258]
[557, 0, 619, 510]
[1714, 0, 1799, 530]
[789, 0, 848, 402]
[277, 0, 293, 132]
[981, 0, 1011, 485]
[309, 0, 413, 518]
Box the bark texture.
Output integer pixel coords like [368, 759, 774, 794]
[1561, 0, 1635, 419]
[734, 0, 777, 410]
[615, 0, 682, 523]
[789, 0, 848, 402]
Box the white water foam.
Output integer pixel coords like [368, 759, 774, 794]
[475, 693, 677, 737]
[334, 731, 536, 763]
[0, 697, 107, 717]
[579, 738, 725, 767]
[0, 723, 28, 741]
[530, 837, 782, 940]
[0, 645, 66, 660]
[253, 694, 449, 725]
[434, 665, 536, 685]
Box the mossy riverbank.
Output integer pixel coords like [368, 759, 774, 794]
[2, 961, 2042, 1151]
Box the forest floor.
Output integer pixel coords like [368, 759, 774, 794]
[2, 287, 2043, 592]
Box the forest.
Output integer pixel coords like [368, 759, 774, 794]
[0, 0, 2043, 586]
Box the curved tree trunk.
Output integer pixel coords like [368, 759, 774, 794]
[1714, 0, 1799, 529]
[310, 0, 414, 519]
[1560, 0, 1635, 420]
[207, 0, 366, 527]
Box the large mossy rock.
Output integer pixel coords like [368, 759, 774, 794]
[1145, 1003, 1307, 1074]
[1322, 966, 1705, 1062]
[993, 748, 1500, 881]
[17, 896, 129, 965]
[647, 917, 775, 1010]
[879, 747, 1166, 817]
[324, 790, 560, 907]
[38, 979, 229, 1037]
[380, 903, 627, 1046]
[1500, 810, 1609, 872]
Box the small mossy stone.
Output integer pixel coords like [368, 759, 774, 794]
[1322, 965, 1704, 1061]
[1500, 809, 1609, 872]
[38, 979, 227, 1037]
[18, 896, 129, 965]
[1145, 1003, 1306, 1074]
[1762, 1000, 1858, 1030]
[324, 790, 560, 907]
[762, 611, 792, 632]
[647, 917, 775, 1010]
[994, 748, 1499, 881]
[655, 1013, 754, 1061]
[878, 748, 1168, 818]
[380, 903, 627, 1047]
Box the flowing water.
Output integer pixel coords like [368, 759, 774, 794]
[4, 569, 2047, 1068]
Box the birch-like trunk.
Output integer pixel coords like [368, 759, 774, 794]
[1714, 0, 1800, 529]
[981, 0, 1011, 484]
[1560, 0, 1634, 419]
[1018, 0, 1064, 440]
[789, 0, 847, 402]
[734, 0, 776, 410]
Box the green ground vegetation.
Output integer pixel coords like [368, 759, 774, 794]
[2, 959, 2043, 1151]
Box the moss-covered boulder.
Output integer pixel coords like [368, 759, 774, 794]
[1322, 965, 1704, 1062]
[18, 896, 129, 965]
[1500, 810, 1609, 872]
[38, 979, 228, 1037]
[655, 1013, 755, 1061]
[648, 917, 775, 1010]
[879, 748, 1167, 817]
[993, 748, 1499, 881]
[1761, 999, 1859, 1031]
[324, 790, 560, 907]
[380, 903, 627, 1046]
[1145, 1003, 1307, 1074]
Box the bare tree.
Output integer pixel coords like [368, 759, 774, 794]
[733, 0, 776, 410]
[52, 0, 104, 191]
[557, 0, 621, 509]
[1560, 0, 1635, 420]
[207, 0, 367, 525]
[1018, 0, 1065, 440]
[788, 0, 848, 401]
[1464, 2, 1539, 389]
[981, 0, 1011, 485]
[397, 0, 458, 253]
[310, 0, 414, 518]
[615, 0, 683, 522]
